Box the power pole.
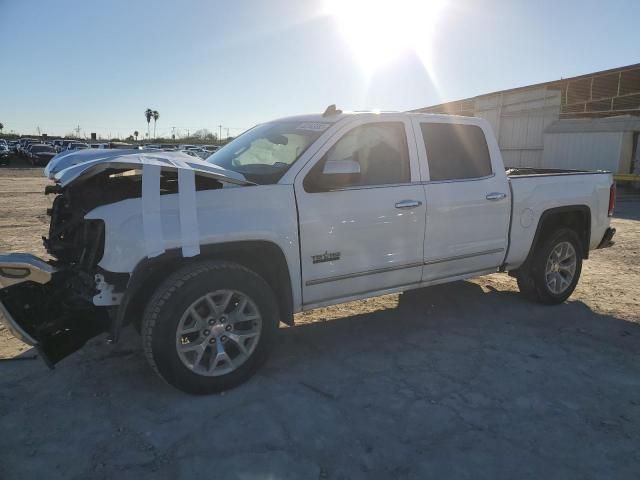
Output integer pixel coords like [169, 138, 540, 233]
[218, 124, 222, 143]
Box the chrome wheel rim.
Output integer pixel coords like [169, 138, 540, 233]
[175, 290, 262, 376]
[545, 241, 577, 295]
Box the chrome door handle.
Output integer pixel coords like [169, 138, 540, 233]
[486, 192, 507, 201]
[395, 200, 423, 209]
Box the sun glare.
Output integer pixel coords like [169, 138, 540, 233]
[325, 0, 446, 74]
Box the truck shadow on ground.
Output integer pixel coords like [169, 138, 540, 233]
[272, 281, 639, 382]
[1, 280, 639, 479]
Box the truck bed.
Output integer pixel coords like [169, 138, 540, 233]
[504, 169, 613, 269]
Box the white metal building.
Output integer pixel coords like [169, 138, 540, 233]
[412, 63, 640, 175]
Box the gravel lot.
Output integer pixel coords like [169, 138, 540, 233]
[1, 167, 639, 480]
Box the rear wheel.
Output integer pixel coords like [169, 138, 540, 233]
[516, 228, 583, 305]
[142, 260, 279, 394]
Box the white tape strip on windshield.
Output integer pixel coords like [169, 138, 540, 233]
[142, 163, 165, 257]
[169, 158, 201, 257]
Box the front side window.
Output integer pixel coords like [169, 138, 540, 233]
[304, 122, 410, 192]
[207, 121, 328, 185]
[420, 123, 492, 181]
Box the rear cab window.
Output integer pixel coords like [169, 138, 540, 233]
[419, 122, 492, 181]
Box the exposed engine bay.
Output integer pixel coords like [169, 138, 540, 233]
[0, 166, 225, 365]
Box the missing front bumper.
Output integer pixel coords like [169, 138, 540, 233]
[0, 253, 109, 366]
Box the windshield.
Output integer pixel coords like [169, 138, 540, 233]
[207, 121, 328, 184]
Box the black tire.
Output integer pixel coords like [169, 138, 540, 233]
[516, 228, 583, 305]
[142, 260, 279, 394]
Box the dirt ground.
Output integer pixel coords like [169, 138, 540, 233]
[0, 167, 639, 479]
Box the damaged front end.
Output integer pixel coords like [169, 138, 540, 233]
[0, 255, 110, 366]
[0, 189, 111, 366]
[0, 151, 251, 367]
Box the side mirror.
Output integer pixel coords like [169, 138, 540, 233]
[322, 159, 361, 175]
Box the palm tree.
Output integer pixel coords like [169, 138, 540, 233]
[144, 108, 153, 139]
[152, 110, 160, 138]
[134, 130, 139, 142]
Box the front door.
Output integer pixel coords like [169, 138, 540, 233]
[295, 118, 426, 306]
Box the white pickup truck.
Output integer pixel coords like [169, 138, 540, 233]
[0, 108, 616, 394]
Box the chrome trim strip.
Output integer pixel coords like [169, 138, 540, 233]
[421, 173, 495, 185]
[305, 249, 505, 287]
[325, 182, 422, 193]
[0, 253, 57, 288]
[423, 248, 505, 266]
[302, 267, 497, 308]
[508, 170, 610, 179]
[305, 262, 423, 286]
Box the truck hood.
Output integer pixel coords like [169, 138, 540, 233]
[45, 149, 252, 187]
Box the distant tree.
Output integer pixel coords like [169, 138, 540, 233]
[0, 123, 4, 135]
[145, 108, 153, 138]
[193, 129, 218, 142]
[126, 135, 135, 141]
[152, 110, 160, 138]
[134, 130, 139, 142]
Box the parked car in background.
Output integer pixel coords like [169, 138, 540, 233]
[203, 145, 220, 154]
[58, 140, 78, 152]
[18, 139, 39, 156]
[27, 144, 57, 166]
[179, 149, 201, 158]
[23, 143, 40, 158]
[65, 142, 89, 152]
[8, 141, 18, 154]
[185, 146, 210, 159]
[107, 142, 137, 149]
[0, 144, 10, 165]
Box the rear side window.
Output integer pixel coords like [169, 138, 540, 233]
[420, 123, 492, 181]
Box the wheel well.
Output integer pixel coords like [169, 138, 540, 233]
[529, 206, 591, 263]
[116, 241, 294, 336]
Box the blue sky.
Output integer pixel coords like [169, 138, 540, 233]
[1, 0, 638, 138]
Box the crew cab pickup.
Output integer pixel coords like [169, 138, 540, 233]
[0, 109, 616, 394]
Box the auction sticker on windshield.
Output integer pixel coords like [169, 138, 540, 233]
[296, 122, 331, 132]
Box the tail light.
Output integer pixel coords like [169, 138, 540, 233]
[608, 183, 616, 217]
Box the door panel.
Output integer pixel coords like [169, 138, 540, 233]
[422, 177, 509, 281]
[412, 118, 511, 282]
[297, 185, 426, 304]
[295, 117, 426, 305]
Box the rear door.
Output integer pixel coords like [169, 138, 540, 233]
[412, 118, 511, 281]
[295, 116, 426, 305]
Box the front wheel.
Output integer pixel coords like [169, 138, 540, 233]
[142, 260, 279, 394]
[516, 228, 583, 305]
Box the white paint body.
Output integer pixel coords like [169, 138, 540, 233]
[80, 113, 613, 312]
